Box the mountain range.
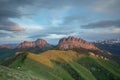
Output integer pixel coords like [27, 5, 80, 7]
[94, 38, 120, 44]
[93, 39, 120, 55]
[0, 36, 120, 80]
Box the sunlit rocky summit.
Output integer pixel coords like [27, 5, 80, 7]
[17, 39, 50, 49]
[16, 36, 99, 51]
[58, 36, 99, 50]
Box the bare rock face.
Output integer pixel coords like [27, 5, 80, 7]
[35, 39, 48, 48]
[58, 36, 99, 50]
[17, 39, 49, 49]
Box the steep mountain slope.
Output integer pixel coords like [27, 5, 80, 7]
[0, 36, 120, 80]
[1, 49, 120, 80]
[27, 51, 120, 80]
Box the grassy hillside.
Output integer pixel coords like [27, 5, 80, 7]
[0, 50, 120, 80]
[0, 46, 54, 61]
[0, 65, 42, 80]
[27, 50, 79, 67]
[77, 56, 120, 80]
[0, 48, 15, 60]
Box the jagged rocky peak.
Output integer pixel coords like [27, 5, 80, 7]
[58, 36, 99, 50]
[35, 39, 48, 48]
[17, 38, 49, 49]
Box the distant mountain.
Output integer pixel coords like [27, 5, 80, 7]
[93, 39, 120, 55]
[94, 38, 120, 44]
[58, 36, 99, 50]
[0, 45, 11, 49]
[6, 44, 18, 48]
[0, 44, 18, 49]
[17, 39, 51, 49]
[94, 43, 120, 55]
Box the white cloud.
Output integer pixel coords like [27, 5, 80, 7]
[111, 28, 120, 33]
[44, 34, 66, 39]
[26, 25, 44, 31]
[0, 35, 32, 44]
[51, 19, 62, 26]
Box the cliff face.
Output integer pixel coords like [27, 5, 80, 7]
[58, 36, 99, 50]
[17, 39, 50, 49]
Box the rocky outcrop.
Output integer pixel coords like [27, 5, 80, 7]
[17, 39, 50, 49]
[58, 36, 99, 50]
[89, 52, 109, 60]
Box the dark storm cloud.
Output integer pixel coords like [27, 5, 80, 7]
[1, 0, 120, 19]
[0, 20, 25, 31]
[0, 0, 33, 32]
[81, 20, 120, 29]
[0, 0, 67, 32]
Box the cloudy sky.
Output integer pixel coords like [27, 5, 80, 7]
[0, 0, 120, 44]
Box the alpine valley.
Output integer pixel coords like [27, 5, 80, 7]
[0, 36, 120, 80]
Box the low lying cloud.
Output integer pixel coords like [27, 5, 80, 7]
[0, 0, 28, 32]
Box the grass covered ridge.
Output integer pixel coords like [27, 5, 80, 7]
[27, 50, 79, 67]
[0, 50, 120, 80]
